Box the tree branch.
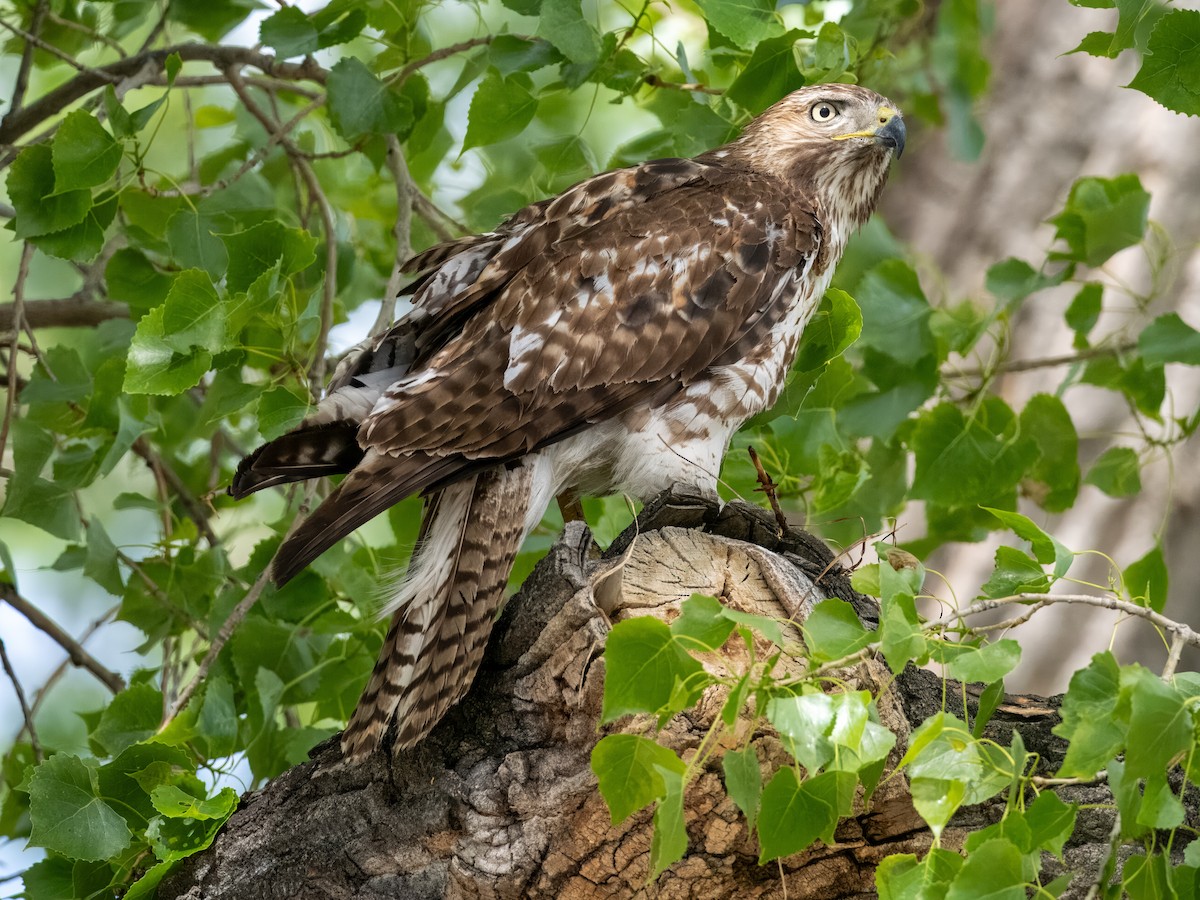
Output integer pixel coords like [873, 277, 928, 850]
[0, 43, 328, 148]
[0, 244, 33, 466]
[394, 35, 499, 84]
[0, 296, 129, 330]
[0, 585, 126, 694]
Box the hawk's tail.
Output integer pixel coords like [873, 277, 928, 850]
[340, 460, 548, 761]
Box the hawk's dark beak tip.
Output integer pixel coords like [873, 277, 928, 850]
[877, 116, 906, 159]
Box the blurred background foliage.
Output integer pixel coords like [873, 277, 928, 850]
[0, 0, 1198, 894]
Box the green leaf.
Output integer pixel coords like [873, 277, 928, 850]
[727, 30, 806, 115]
[1019, 395, 1081, 514]
[909, 778, 965, 839]
[255, 385, 312, 441]
[649, 765, 687, 879]
[794, 289, 863, 379]
[52, 110, 122, 191]
[590, 734, 685, 823]
[720, 607, 786, 647]
[803, 598, 873, 663]
[1084, 446, 1142, 497]
[28, 755, 132, 860]
[985, 257, 1060, 307]
[1068, 30, 1122, 58]
[1136, 772, 1184, 830]
[327, 58, 414, 140]
[31, 192, 117, 262]
[945, 838, 1025, 900]
[601, 617, 709, 722]
[166, 209, 228, 278]
[1066, 282, 1103, 337]
[856, 260, 934, 366]
[767, 693, 833, 772]
[757, 768, 835, 862]
[876, 849, 963, 899]
[91, 683, 162, 756]
[1127, 10, 1200, 117]
[83, 518, 124, 596]
[1049, 174, 1151, 267]
[463, 69, 539, 150]
[106, 248, 173, 313]
[984, 507, 1073, 578]
[721, 748, 761, 829]
[670, 594, 736, 651]
[981, 546, 1050, 598]
[944, 640, 1022, 684]
[1124, 544, 1168, 612]
[910, 402, 1038, 508]
[1054, 651, 1127, 778]
[1123, 666, 1192, 779]
[222, 221, 317, 295]
[536, 0, 600, 65]
[7, 144, 91, 238]
[694, 0, 782, 48]
[1024, 791, 1076, 859]
[124, 305, 212, 395]
[1140, 312, 1200, 367]
[971, 679, 1005, 739]
[161, 269, 226, 354]
[150, 784, 238, 820]
[1124, 851, 1174, 900]
[260, 6, 318, 58]
[879, 593, 926, 675]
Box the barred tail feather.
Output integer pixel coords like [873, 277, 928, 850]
[340, 460, 546, 761]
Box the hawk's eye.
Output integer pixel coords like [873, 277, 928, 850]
[810, 102, 838, 122]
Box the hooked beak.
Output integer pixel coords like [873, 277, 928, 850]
[874, 111, 906, 158]
[831, 106, 907, 158]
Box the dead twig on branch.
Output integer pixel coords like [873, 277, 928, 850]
[748, 445, 790, 536]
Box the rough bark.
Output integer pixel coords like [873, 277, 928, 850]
[160, 488, 1171, 900]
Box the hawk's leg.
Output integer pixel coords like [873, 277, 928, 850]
[557, 492, 586, 524]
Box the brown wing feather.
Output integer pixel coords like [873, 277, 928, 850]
[266, 158, 818, 582]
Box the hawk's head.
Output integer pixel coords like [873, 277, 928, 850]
[732, 84, 905, 239]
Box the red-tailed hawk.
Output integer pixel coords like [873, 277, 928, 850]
[231, 84, 905, 761]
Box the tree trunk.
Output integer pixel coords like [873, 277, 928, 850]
[160, 489, 1164, 899]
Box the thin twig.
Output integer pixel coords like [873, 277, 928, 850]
[394, 35, 499, 84]
[932, 592, 1200, 649]
[947, 341, 1139, 380]
[748, 445, 789, 536]
[9, 0, 49, 115]
[372, 135, 414, 336]
[1163, 632, 1186, 680]
[0, 244, 34, 464]
[0, 636, 42, 762]
[0, 584, 126, 693]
